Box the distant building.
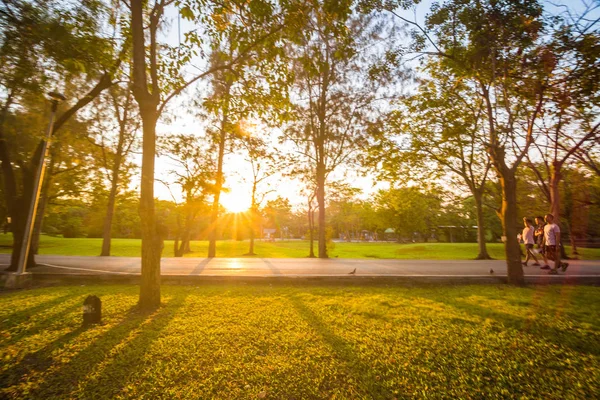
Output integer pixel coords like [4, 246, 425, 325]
[384, 228, 396, 241]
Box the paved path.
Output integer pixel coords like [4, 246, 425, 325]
[1, 254, 599, 279]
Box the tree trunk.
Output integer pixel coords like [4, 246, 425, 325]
[473, 190, 492, 260]
[100, 156, 123, 257]
[248, 217, 256, 255]
[208, 84, 231, 258]
[7, 144, 43, 271]
[208, 132, 225, 257]
[308, 201, 315, 258]
[247, 182, 257, 255]
[101, 110, 127, 257]
[173, 212, 183, 257]
[177, 215, 191, 256]
[316, 160, 327, 258]
[0, 94, 28, 271]
[138, 109, 161, 310]
[499, 171, 524, 285]
[100, 178, 119, 256]
[247, 207, 256, 255]
[549, 163, 569, 259]
[9, 197, 36, 271]
[570, 233, 578, 255]
[132, 0, 161, 310]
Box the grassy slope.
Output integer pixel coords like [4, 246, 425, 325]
[0, 233, 599, 259]
[0, 284, 598, 399]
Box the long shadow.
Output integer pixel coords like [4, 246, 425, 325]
[72, 292, 189, 398]
[189, 258, 212, 275]
[262, 258, 281, 275]
[2, 300, 83, 348]
[9, 305, 148, 398]
[0, 324, 88, 390]
[288, 295, 389, 398]
[1, 293, 79, 331]
[412, 293, 600, 357]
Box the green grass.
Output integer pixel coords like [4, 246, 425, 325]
[1, 284, 598, 398]
[1, 233, 599, 259]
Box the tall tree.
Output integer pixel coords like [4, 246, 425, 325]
[159, 134, 213, 257]
[0, 0, 121, 271]
[372, 0, 557, 284]
[263, 196, 293, 239]
[203, 51, 237, 259]
[525, 3, 600, 253]
[284, 2, 390, 258]
[238, 131, 277, 255]
[92, 86, 139, 256]
[377, 61, 494, 258]
[375, 186, 442, 242]
[130, 0, 303, 308]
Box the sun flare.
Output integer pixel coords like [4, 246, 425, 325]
[220, 189, 251, 213]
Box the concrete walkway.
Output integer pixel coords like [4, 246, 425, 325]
[1, 254, 599, 282]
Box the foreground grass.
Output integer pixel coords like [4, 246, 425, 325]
[1, 233, 598, 259]
[1, 284, 598, 399]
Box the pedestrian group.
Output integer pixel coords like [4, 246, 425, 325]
[521, 214, 569, 275]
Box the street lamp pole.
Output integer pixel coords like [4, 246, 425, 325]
[14, 92, 66, 275]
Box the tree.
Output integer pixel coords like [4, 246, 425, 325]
[159, 134, 213, 257]
[300, 186, 318, 257]
[130, 0, 303, 308]
[378, 61, 494, 258]
[377, 0, 558, 284]
[525, 3, 600, 256]
[284, 2, 390, 258]
[375, 186, 442, 242]
[0, 0, 122, 271]
[89, 86, 139, 256]
[263, 196, 293, 237]
[202, 51, 239, 259]
[326, 184, 363, 241]
[201, 29, 292, 257]
[239, 131, 277, 255]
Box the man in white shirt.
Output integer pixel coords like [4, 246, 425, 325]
[521, 218, 539, 267]
[544, 214, 569, 274]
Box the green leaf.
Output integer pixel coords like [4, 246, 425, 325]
[180, 6, 194, 21]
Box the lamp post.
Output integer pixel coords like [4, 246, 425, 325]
[6, 92, 65, 287]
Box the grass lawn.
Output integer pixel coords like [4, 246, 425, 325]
[1, 233, 599, 259]
[0, 284, 598, 399]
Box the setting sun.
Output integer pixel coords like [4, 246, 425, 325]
[220, 188, 251, 213]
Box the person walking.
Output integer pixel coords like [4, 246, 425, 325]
[534, 216, 550, 270]
[521, 218, 539, 267]
[544, 213, 569, 275]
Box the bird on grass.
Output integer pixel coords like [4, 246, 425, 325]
[348, 268, 356, 275]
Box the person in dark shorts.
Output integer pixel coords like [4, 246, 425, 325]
[534, 216, 550, 269]
[521, 218, 539, 266]
[543, 214, 569, 274]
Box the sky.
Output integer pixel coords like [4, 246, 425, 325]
[146, 2, 408, 212]
[140, 0, 594, 213]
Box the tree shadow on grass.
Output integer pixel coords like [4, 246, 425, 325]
[288, 295, 389, 398]
[1, 293, 79, 332]
[1, 299, 83, 348]
[73, 292, 189, 398]
[2, 305, 150, 399]
[411, 292, 600, 357]
[0, 324, 88, 390]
